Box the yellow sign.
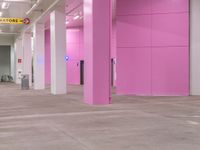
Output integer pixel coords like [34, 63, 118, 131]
[0, 18, 24, 24]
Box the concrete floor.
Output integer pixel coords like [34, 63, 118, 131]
[0, 83, 200, 150]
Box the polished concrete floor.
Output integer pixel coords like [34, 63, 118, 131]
[0, 83, 200, 150]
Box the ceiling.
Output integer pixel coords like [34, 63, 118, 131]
[0, 0, 31, 34]
[0, 0, 116, 36]
[64, 0, 116, 28]
[65, 0, 83, 28]
[46, 0, 116, 29]
[0, 0, 56, 35]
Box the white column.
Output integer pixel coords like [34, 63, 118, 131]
[14, 38, 23, 84]
[50, 2, 67, 95]
[33, 23, 45, 90]
[22, 33, 32, 87]
[10, 45, 16, 82]
[190, 0, 200, 95]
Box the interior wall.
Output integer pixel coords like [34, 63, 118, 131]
[116, 0, 189, 96]
[67, 27, 84, 85]
[0, 46, 11, 77]
[190, 0, 200, 95]
[45, 25, 117, 86]
[45, 27, 84, 85]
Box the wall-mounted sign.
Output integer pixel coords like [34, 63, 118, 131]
[23, 18, 30, 25]
[0, 18, 30, 25]
[18, 59, 22, 64]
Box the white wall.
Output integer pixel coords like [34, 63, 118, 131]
[22, 33, 32, 86]
[190, 0, 200, 95]
[0, 35, 15, 81]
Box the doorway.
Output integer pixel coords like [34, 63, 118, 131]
[80, 60, 84, 85]
[111, 58, 114, 86]
[0, 46, 11, 77]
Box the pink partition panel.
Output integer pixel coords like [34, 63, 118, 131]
[66, 28, 83, 85]
[67, 43, 80, 59]
[152, 47, 189, 95]
[67, 29, 80, 43]
[152, 13, 189, 47]
[117, 15, 151, 48]
[45, 29, 51, 85]
[79, 29, 84, 60]
[151, 0, 189, 95]
[67, 61, 80, 85]
[46, 26, 116, 86]
[152, 0, 189, 13]
[45, 28, 84, 86]
[117, 0, 151, 15]
[117, 48, 151, 95]
[116, 0, 189, 96]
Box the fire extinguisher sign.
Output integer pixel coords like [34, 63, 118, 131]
[18, 59, 22, 63]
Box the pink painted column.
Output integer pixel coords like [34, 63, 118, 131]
[84, 0, 111, 105]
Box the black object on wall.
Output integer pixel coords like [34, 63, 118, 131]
[80, 60, 84, 85]
[111, 59, 114, 87]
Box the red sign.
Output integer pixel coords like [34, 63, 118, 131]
[23, 18, 30, 25]
[18, 59, 22, 63]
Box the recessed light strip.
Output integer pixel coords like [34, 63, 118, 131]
[73, 15, 80, 20]
[2, 2, 10, 9]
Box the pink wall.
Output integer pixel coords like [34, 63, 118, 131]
[66, 28, 84, 85]
[45, 25, 117, 86]
[45, 27, 84, 85]
[116, 0, 189, 96]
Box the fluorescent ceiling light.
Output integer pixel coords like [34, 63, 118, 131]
[2, 2, 10, 9]
[66, 20, 69, 24]
[73, 15, 80, 20]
